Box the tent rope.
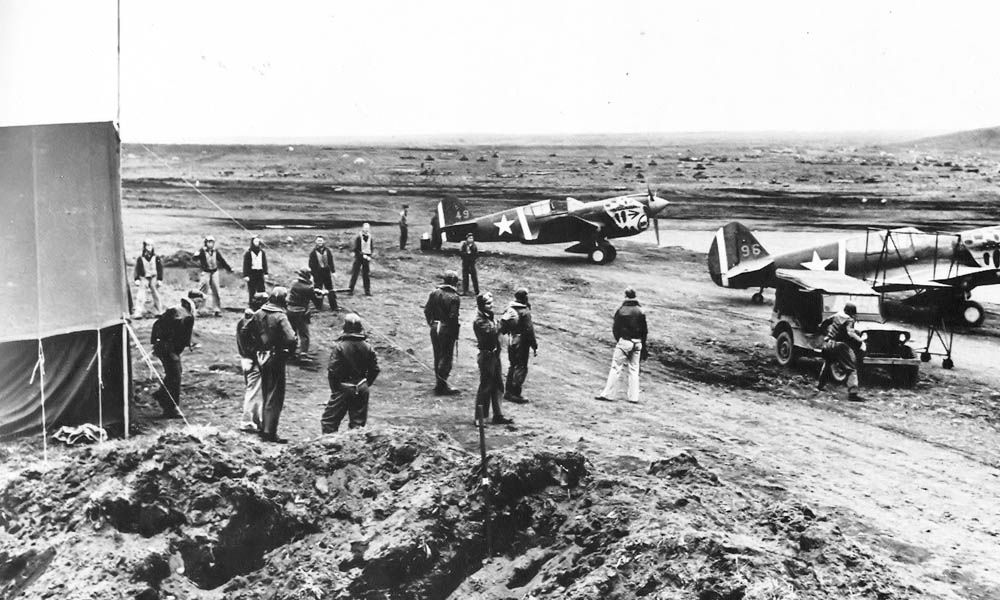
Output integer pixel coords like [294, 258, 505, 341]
[32, 341, 48, 461]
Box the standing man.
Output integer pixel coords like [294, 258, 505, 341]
[195, 235, 233, 316]
[321, 314, 381, 433]
[399, 204, 409, 250]
[308, 236, 338, 311]
[287, 269, 316, 360]
[424, 270, 462, 395]
[501, 288, 538, 403]
[241, 236, 268, 305]
[236, 292, 269, 432]
[133, 239, 164, 318]
[253, 287, 298, 443]
[151, 290, 204, 418]
[430, 214, 443, 250]
[460, 232, 480, 296]
[473, 291, 513, 425]
[348, 223, 374, 296]
[817, 302, 866, 402]
[595, 287, 648, 403]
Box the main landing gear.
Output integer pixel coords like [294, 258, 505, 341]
[587, 241, 617, 265]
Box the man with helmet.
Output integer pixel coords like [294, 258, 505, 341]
[252, 287, 298, 442]
[424, 270, 462, 395]
[500, 287, 537, 403]
[817, 302, 866, 402]
[473, 291, 513, 425]
[133, 239, 164, 317]
[195, 235, 233, 316]
[322, 313, 381, 433]
[287, 268, 319, 359]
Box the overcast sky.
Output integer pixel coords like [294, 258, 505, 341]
[2, 0, 999, 142]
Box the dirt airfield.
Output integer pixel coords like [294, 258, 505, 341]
[3, 136, 1000, 599]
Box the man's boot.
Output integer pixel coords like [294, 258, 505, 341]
[847, 391, 866, 402]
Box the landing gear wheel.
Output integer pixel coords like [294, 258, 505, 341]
[751, 292, 765, 305]
[957, 300, 985, 327]
[920, 351, 931, 362]
[943, 358, 954, 369]
[774, 329, 796, 366]
[588, 243, 617, 265]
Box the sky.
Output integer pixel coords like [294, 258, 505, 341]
[2, 0, 999, 142]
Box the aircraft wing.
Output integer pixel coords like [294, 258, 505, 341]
[871, 266, 1000, 292]
[534, 214, 604, 238]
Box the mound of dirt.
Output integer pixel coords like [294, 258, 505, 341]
[0, 426, 908, 599]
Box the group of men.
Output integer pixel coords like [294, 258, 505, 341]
[423, 271, 542, 425]
[132, 226, 379, 319]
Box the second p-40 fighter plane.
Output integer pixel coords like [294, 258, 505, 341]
[430, 190, 669, 264]
[708, 221, 1000, 327]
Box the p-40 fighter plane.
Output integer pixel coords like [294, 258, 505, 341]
[708, 221, 1000, 327]
[430, 190, 669, 264]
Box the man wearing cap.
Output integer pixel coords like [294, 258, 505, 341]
[424, 271, 462, 395]
[241, 236, 268, 305]
[817, 302, 866, 402]
[195, 235, 233, 316]
[252, 287, 298, 443]
[287, 269, 319, 360]
[348, 223, 374, 296]
[308, 236, 338, 311]
[595, 287, 648, 403]
[399, 204, 409, 250]
[151, 290, 205, 418]
[322, 313, 381, 433]
[501, 288, 538, 403]
[236, 292, 269, 432]
[133, 239, 164, 318]
[460, 233, 480, 296]
[473, 291, 513, 425]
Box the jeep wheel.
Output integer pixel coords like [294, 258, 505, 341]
[828, 360, 850, 385]
[774, 329, 796, 367]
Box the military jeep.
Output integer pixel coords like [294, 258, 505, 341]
[769, 269, 920, 387]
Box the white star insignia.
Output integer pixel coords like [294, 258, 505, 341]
[494, 214, 514, 236]
[801, 251, 833, 271]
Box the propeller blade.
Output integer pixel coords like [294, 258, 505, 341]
[654, 217, 661, 246]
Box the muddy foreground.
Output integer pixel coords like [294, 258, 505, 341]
[3, 140, 1000, 599]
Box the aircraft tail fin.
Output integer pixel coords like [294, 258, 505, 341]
[707, 222, 769, 287]
[437, 196, 472, 228]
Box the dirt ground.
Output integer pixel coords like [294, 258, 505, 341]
[3, 139, 1000, 599]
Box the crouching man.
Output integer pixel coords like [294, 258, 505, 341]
[321, 314, 381, 433]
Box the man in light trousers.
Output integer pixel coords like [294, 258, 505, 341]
[596, 287, 648, 403]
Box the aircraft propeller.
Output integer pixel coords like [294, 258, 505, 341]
[647, 183, 661, 246]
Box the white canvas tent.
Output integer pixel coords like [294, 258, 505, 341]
[0, 121, 130, 440]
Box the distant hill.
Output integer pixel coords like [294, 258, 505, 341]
[907, 126, 1000, 151]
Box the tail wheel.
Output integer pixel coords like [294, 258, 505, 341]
[751, 292, 765, 305]
[957, 300, 985, 327]
[774, 329, 796, 366]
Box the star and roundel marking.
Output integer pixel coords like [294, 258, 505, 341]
[494, 214, 514, 237]
[801, 251, 833, 271]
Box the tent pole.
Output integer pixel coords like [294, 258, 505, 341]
[122, 320, 129, 439]
[97, 329, 104, 441]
